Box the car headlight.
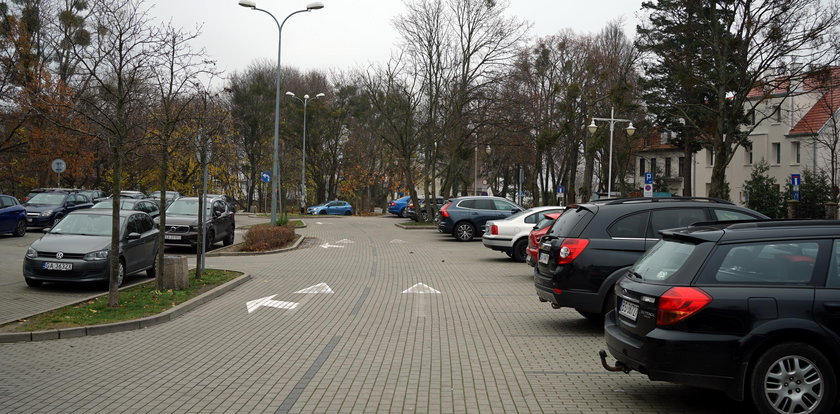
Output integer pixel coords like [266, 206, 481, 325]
[40, 210, 53, 217]
[26, 247, 37, 258]
[83, 250, 109, 261]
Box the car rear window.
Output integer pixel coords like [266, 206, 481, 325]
[632, 240, 697, 282]
[700, 241, 820, 285]
[548, 206, 593, 237]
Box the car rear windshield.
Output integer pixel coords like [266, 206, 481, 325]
[631, 240, 697, 282]
[27, 193, 66, 205]
[548, 206, 592, 237]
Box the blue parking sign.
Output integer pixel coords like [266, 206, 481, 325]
[644, 172, 653, 185]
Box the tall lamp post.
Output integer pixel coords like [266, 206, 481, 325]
[238, 0, 324, 225]
[286, 91, 324, 213]
[474, 144, 492, 195]
[588, 107, 636, 197]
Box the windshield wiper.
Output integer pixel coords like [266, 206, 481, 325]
[628, 270, 643, 279]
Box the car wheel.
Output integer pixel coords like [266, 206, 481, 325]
[12, 219, 26, 237]
[512, 238, 528, 262]
[420, 211, 429, 222]
[319, 210, 327, 215]
[147, 257, 157, 278]
[750, 342, 836, 414]
[205, 230, 215, 250]
[398, 207, 406, 218]
[52, 214, 64, 228]
[223, 227, 235, 246]
[344, 210, 352, 216]
[454, 222, 475, 242]
[25, 278, 43, 287]
[114, 259, 126, 287]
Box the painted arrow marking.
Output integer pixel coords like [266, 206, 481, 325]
[294, 283, 334, 294]
[246, 295, 299, 313]
[315, 221, 323, 225]
[389, 239, 407, 244]
[320, 243, 345, 249]
[402, 283, 441, 294]
[335, 239, 354, 244]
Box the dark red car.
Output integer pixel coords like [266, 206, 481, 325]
[526, 212, 562, 267]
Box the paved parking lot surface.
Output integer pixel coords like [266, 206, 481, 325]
[0, 216, 752, 413]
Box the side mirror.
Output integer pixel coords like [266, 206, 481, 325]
[127, 232, 141, 240]
[512, 208, 522, 214]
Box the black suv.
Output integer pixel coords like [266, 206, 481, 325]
[603, 220, 840, 414]
[534, 197, 767, 320]
[157, 196, 235, 250]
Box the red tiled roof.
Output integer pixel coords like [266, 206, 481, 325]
[789, 87, 840, 136]
[748, 67, 840, 99]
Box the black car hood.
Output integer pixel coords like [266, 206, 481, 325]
[165, 214, 201, 226]
[23, 203, 59, 213]
[31, 233, 111, 254]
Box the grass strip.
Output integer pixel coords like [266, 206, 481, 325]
[0, 269, 241, 332]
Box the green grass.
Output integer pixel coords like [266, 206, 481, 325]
[290, 220, 304, 227]
[399, 221, 436, 226]
[0, 269, 242, 332]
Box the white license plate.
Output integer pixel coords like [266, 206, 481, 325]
[539, 252, 549, 264]
[618, 299, 639, 321]
[42, 262, 72, 271]
[165, 235, 181, 240]
[27, 218, 33, 222]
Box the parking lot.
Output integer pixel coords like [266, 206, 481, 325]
[0, 215, 751, 413]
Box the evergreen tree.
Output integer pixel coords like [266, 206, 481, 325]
[743, 160, 784, 218]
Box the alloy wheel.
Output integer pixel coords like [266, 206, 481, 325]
[763, 355, 823, 413]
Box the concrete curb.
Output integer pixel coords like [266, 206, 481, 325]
[0, 273, 252, 343]
[207, 234, 306, 257]
[394, 223, 436, 230]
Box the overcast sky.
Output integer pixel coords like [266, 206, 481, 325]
[147, 0, 645, 79]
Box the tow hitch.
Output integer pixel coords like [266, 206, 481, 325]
[598, 350, 630, 373]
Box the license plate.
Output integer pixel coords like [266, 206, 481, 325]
[42, 262, 72, 271]
[618, 299, 639, 321]
[27, 218, 33, 222]
[165, 235, 181, 240]
[539, 252, 549, 264]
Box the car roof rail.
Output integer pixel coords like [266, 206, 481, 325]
[721, 219, 840, 230]
[596, 196, 734, 205]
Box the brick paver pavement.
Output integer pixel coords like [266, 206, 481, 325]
[0, 216, 752, 413]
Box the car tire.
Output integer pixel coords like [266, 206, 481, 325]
[223, 227, 235, 246]
[344, 210, 352, 216]
[12, 219, 26, 237]
[453, 222, 475, 242]
[512, 238, 528, 262]
[398, 207, 406, 218]
[147, 257, 157, 278]
[52, 214, 64, 228]
[420, 211, 429, 222]
[25, 278, 43, 287]
[114, 259, 126, 287]
[206, 230, 215, 249]
[319, 210, 327, 215]
[750, 342, 836, 414]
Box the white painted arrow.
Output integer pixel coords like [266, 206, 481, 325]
[246, 295, 299, 313]
[336, 239, 355, 244]
[402, 283, 441, 294]
[389, 239, 407, 244]
[320, 243, 345, 249]
[315, 221, 323, 225]
[295, 283, 334, 294]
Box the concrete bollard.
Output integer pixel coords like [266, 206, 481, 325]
[786, 200, 800, 219]
[826, 202, 838, 220]
[161, 255, 189, 290]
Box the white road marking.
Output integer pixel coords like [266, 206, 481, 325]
[402, 283, 441, 294]
[246, 295, 299, 313]
[335, 239, 354, 244]
[389, 239, 406, 244]
[320, 243, 345, 249]
[294, 283, 334, 294]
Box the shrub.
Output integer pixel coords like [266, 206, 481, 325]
[241, 224, 296, 252]
[275, 213, 289, 226]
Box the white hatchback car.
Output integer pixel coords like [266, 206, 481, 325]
[482, 206, 565, 262]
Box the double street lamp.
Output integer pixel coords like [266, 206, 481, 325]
[238, 0, 324, 224]
[588, 107, 636, 197]
[286, 91, 324, 213]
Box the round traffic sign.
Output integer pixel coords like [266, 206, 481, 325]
[260, 171, 272, 183]
[51, 159, 66, 173]
[644, 184, 652, 191]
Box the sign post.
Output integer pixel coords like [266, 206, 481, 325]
[643, 172, 653, 198]
[791, 174, 801, 201]
[51, 158, 66, 187]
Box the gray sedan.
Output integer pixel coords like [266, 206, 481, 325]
[22, 210, 158, 287]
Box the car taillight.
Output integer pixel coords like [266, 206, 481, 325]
[556, 238, 589, 264]
[491, 224, 498, 235]
[390, 202, 395, 206]
[656, 287, 712, 326]
[440, 203, 450, 218]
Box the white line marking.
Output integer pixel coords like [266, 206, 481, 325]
[294, 283, 334, 294]
[246, 295, 299, 313]
[402, 283, 441, 294]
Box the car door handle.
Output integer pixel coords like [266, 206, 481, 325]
[824, 302, 840, 311]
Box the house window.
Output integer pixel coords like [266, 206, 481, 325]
[772, 143, 781, 164]
[651, 158, 657, 174]
[748, 108, 756, 125]
[678, 157, 685, 177]
[792, 142, 800, 164]
[660, 132, 669, 145]
[665, 158, 672, 177]
[639, 158, 646, 176]
[773, 105, 782, 122]
[745, 145, 753, 165]
[707, 149, 714, 166]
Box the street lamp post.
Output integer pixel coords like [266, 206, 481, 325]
[286, 91, 324, 214]
[588, 107, 636, 197]
[474, 143, 492, 196]
[238, 0, 324, 225]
